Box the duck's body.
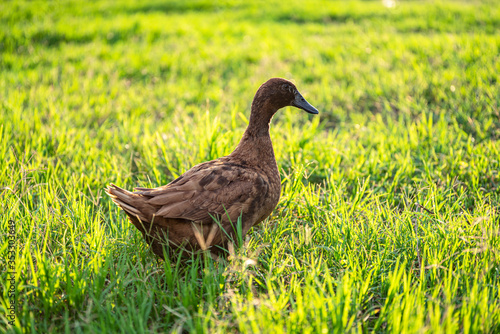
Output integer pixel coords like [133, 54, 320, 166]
[106, 78, 318, 259]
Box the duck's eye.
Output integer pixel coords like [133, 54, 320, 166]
[281, 84, 293, 93]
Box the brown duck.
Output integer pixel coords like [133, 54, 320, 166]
[106, 78, 318, 259]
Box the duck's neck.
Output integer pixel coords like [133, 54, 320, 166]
[245, 99, 275, 137]
[231, 102, 278, 167]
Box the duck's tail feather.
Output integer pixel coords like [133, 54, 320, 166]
[106, 184, 150, 222]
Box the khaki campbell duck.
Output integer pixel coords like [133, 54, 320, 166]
[106, 78, 318, 259]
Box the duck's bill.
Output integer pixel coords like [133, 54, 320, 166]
[292, 92, 319, 114]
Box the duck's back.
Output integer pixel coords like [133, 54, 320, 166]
[108, 155, 281, 257]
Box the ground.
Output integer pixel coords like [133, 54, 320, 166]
[1, 0, 499, 332]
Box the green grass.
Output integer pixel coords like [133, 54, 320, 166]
[1, 0, 499, 332]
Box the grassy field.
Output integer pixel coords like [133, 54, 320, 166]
[1, 0, 500, 332]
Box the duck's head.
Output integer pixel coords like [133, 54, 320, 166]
[252, 78, 319, 116]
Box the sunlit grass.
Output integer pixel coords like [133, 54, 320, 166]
[1, 0, 499, 332]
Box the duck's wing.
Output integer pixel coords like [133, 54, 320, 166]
[135, 163, 269, 225]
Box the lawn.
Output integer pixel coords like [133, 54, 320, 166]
[1, 0, 499, 332]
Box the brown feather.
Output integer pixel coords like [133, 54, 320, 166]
[106, 78, 317, 259]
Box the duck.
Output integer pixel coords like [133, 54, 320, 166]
[106, 78, 318, 259]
